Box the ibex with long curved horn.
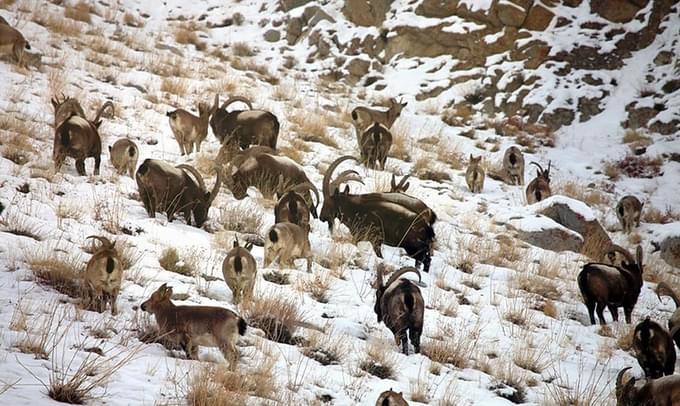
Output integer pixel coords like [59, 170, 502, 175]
[616, 367, 680, 406]
[209, 95, 279, 149]
[656, 282, 680, 350]
[135, 159, 221, 227]
[525, 161, 551, 204]
[84, 236, 123, 314]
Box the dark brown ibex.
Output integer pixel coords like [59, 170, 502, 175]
[632, 317, 676, 379]
[209, 95, 279, 149]
[656, 282, 680, 349]
[616, 367, 680, 406]
[359, 122, 392, 170]
[525, 161, 551, 204]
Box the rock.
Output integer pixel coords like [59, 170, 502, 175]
[415, 0, 460, 17]
[286, 17, 304, 45]
[496, 1, 530, 27]
[346, 57, 371, 77]
[654, 51, 673, 65]
[662, 79, 680, 94]
[264, 29, 281, 42]
[591, 0, 647, 22]
[541, 108, 575, 130]
[653, 237, 680, 268]
[286, 5, 334, 45]
[343, 0, 393, 27]
[514, 218, 584, 253]
[578, 96, 604, 122]
[278, 0, 315, 11]
[523, 3, 554, 31]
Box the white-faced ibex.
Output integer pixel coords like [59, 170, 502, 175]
[109, 138, 139, 178]
[167, 95, 218, 155]
[656, 282, 680, 349]
[616, 367, 680, 406]
[351, 97, 407, 144]
[263, 222, 312, 273]
[465, 154, 485, 193]
[84, 236, 123, 315]
[222, 238, 257, 305]
[135, 159, 221, 227]
[616, 195, 643, 234]
[373, 265, 424, 355]
[359, 122, 392, 170]
[525, 161, 551, 204]
[577, 245, 644, 325]
[320, 156, 436, 272]
[0, 20, 31, 68]
[502, 146, 524, 185]
[209, 95, 279, 149]
[141, 284, 246, 369]
[632, 317, 676, 379]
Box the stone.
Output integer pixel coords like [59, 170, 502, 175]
[515, 223, 584, 253]
[578, 96, 603, 122]
[653, 236, 680, 268]
[654, 51, 673, 65]
[264, 29, 281, 42]
[277, 0, 315, 11]
[286, 17, 304, 45]
[343, 0, 393, 27]
[523, 3, 554, 31]
[496, 1, 530, 27]
[346, 57, 371, 77]
[591, 0, 647, 23]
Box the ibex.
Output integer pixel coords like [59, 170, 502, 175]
[141, 284, 246, 369]
[525, 161, 551, 204]
[577, 245, 644, 325]
[632, 317, 676, 379]
[656, 282, 680, 349]
[502, 146, 524, 185]
[351, 97, 407, 144]
[0, 21, 30, 68]
[167, 95, 218, 155]
[616, 195, 643, 234]
[209, 95, 279, 149]
[320, 156, 436, 272]
[465, 154, 485, 193]
[390, 174, 410, 193]
[222, 238, 256, 305]
[375, 389, 408, 405]
[359, 122, 392, 170]
[274, 183, 317, 232]
[109, 138, 139, 178]
[51, 95, 113, 129]
[263, 222, 312, 273]
[616, 367, 680, 406]
[223, 152, 319, 218]
[135, 159, 221, 227]
[215, 125, 277, 168]
[84, 236, 123, 315]
[373, 265, 424, 355]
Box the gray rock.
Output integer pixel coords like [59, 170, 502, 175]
[264, 29, 281, 42]
[653, 237, 680, 268]
[346, 57, 371, 77]
[516, 225, 583, 253]
[654, 50, 672, 65]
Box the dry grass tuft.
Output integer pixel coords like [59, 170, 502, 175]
[288, 110, 338, 148]
[359, 339, 397, 379]
[297, 272, 332, 303]
[24, 243, 85, 299]
[436, 141, 465, 170]
[1, 209, 46, 241]
[34, 13, 82, 36]
[174, 22, 206, 50]
[388, 121, 412, 162]
[231, 41, 255, 57]
[603, 155, 663, 180]
[642, 205, 680, 224]
[301, 330, 346, 366]
[64, 1, 92, 23]
[412, 156, 450, 183]
[489, 362, 528, 404]
[123, 12, 144, 27]
[554, 180, 609, 207]
[421, 319, 480, 368]
[543, 357, 612, 406]
[158, 247, 199, 276]
[160, 77, 190, 95]
[92, 188, 124, 234]
[242, 292, 304, 344]
[219, 202, 264, 235]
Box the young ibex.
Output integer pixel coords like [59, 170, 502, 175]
[0, 21, 30, 68]
[141, 284, 246, 369]
[616, 195, 643, 234]
[274, 183, 317, 232]
[351, 97, 407, 144]
[502, 146, 524, 185]
[263, 222, 312, 273]
[375, 389, 408, 406]
[84, 236, 123, 315]
[465, 154, 485, 193]
[222, 238, 256, 305]
[525, 161, 551, 204]
[135, 159, 221, 227]
[656, 282, 680, 349]
[633, 317, 676, 379]
[109, 138, 139, 178]
[209, 95, 279, 149]
[167, 95, 219, 155]
[616, 367, 680, 406]
[390, 174, 410, 193]
[373, 265, 424, 355]
[577, 245, 644, 325]
[359, 122, 392, 170]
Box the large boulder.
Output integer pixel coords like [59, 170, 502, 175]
[591, 0, 648, 23]
[495, 1, 531, 27]
[510, 216, 584, 253]
[522, 3, 554, 31]
[286, 5, 335, 45]
[343, 0, 393, 27]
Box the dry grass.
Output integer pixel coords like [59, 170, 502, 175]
[412, 156, 450, 183]
[231, 59, 279, 85]
[35, 11, 82, 36]
[359, 339, 397, 379]
[442, 104, 474, 127]
[543, 357, 612, 406]
[642, 205, 680, 224]
[231, 41, 256, 57]
[603, 155, 663, 180]
[317, 243, 353, 280]
[64, 1, 92, 23]
[160, 77, 190, 95]
[511, 269, 560, 301]
[503, 297, 533, 327]
[488, 362, 528, 404]
[242, 292, 305, 344]
[409, 369, 433, 403]
[554, 180, 609, 207]
[0, 208, 46, 241]
[436, 141, 465, 170]
[24, 242, 85, 299]
[297, 272, 332, 303]
[92, 188, 124, 234]
[512, 339, 554, 374]
[301, 330, 347, 366]
[388, 121, 412, 162]
[123, 11, 143, 27]
[219, 202, 264, 235]
[288, 110, 338, 148]
[174, 22, 206, 50]
[421, 319, 480, 368]
[158, 247, 199, 276]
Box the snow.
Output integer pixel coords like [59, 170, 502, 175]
[529, 195, 598, 222]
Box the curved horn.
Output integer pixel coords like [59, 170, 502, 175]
[656, 282, 680, 308]
[176, 164, 206, 191]
[330, 169, 364, 193]
[322, 155, 359, 198]
[286, 182, 320, 212]
[546, 160, 551, 177]
[529, 161, 544, 173]
[616, 367, 634, 402]
[384, 266, 421, 290]
[86, 235, 114, 250]
[208, 166, 222, 205]
[605, 244, 635, 267]
[92, 100, 114, 123]
[395, 174, 410, 191]
[220, 96, 252, 111]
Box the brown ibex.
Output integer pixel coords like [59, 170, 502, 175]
[465, 154, 485, 193]
[0, 21, 30, 68]
[373, 265, 424, 355]
[616, 195, 643, 234]
[222, 238, 257, 305]
[167, 95, 218, 155]
[632, 317, 676, 379]
[375, 389, 408, 405]
[109, 138, 139, 178]
[616, 367, 680, 406]
[502, 146, 524, 185]
[656, 282, 680, 349]
[263, 222, 312, 273]
[525, 161, 551, 204]
[274, 183, 317, 232]
[51, 95, 113, 129]
[577, 245, 644, 325]
[84, 236, 123, 315]
[135, 159, 221, 227]
[209, 95, 279, 149]
[359, 122, 392, 170]
[351, 98, 407, 144]
[141, 284, 246, 369]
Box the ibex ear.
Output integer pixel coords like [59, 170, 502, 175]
[51, 98, 58, 110]
[343, 185, 350, 194]
[233, 239, 239, 248]
[108, 145, 112, 153]
[245, 242, 253, 251]
[636, 245, 643, 266]
[165, 286, 174, 298]
[404, 182, 410, 190]
[401, 102, 408, 107]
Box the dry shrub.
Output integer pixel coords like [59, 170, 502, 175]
[158, 247, 199, 276]
[603, 155, 663, 180]
[231, 59, 279, 85]
[0, 208, 46, 241]
[92, 188, 124, 234]
[642, 205, 680, 224]
[297, 272, 332, 303]
[359, 339, 397, 379]
[436, 141, 465, 170]
[288, 110, 338, 148]
[231, 41, 255, 57]
[301, 330, 346, 366]
[388, 121, 412, 162]
[622, 129, 651, 150]
[512, 339, 554, 374]
[219, 202, 264, 234]
[123, 12, 143, 27]
[503, 296, 533, 327]
[64, 1, 91, 23]
[34, 12, 82, 36]
[412, 156, 450, 183]
[554, 180, 609, 207]
[161, 77, 189, 95]
[115, 238, 142, 271]
[543, 357, 612, 406]
[25, 242, 85, 298]
[422, 318, 480, 368]
[317, 243, 353, 280]
[242, 292, 304, 344]
[511, 269, 560, 301]
[409, 369, 433, 403]
[15, 304, 69, 360]
[488, 362, 528, 404]
[174, 23, 206, 50]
